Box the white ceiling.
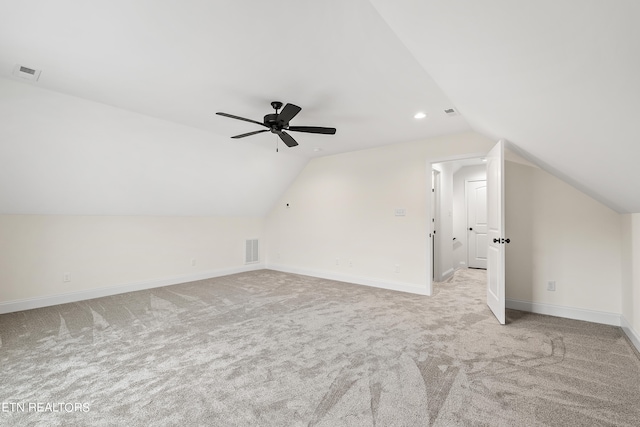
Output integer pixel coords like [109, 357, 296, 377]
[369, 0, 640, 213]
[0, 0, 468, 155]
[1, 0, 639, 214]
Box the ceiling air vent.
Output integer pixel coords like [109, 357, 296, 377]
[444, 108, 459, 117]
[12, 64, 41, 82]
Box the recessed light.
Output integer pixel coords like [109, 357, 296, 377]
[414, 112, 426, 119]
[313, 147, 323, 152]
[480, 157, 487, 162]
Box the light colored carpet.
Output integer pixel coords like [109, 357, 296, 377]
[1, 269, 639, 426]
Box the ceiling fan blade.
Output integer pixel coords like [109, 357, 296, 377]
[216, 112, 266, 127]
[231, 129, 269, 139]
[278, 131, 298, 147]
[277, 103, 301, 125]
[288, 126, 337, 135]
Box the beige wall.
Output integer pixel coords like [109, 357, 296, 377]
[0, 215, 263, 305]
[630, 213, 640, 332]
[621, 214, 640, 336]
[266, 134, 624, 317]
[621, 215, 633, 325]
[505, 161, 622, 314]
[2, 131, 632, 329]
[632, 214, 640, 333]
[265, 132, 496, 292]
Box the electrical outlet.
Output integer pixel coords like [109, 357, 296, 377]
[191, 258, 196, 267]
[336, 258, 340, 266]
[348, 259, 353, 267]
[547, 281, 556, 291]
[395, 264, 400, 274]
[63, 273, 71, 282]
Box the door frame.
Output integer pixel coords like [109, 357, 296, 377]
[432, 169, 441, 281]
[425, 152, 488, 296]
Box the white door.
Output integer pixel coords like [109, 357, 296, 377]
[466, 180, 487, 269]
[486, 140, 506, 324]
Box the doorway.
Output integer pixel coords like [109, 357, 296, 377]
[431, 157, 487, 283]
[426, 141, 507, 324]
[466, 180, 488, 269]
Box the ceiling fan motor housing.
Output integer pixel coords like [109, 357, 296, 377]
[264, 113, 283, 132]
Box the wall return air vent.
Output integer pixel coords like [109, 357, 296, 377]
[245, 239, 259, 264]
[444, 108, 459, 117]
[12, 64, 42, 82]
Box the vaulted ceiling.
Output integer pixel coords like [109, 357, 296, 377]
[1, 0, 638, 215]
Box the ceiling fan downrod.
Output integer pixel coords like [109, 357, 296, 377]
[271, 101, 283, 114]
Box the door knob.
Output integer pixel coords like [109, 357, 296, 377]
[493, 238, 511, 244]
[469, 227, 473, 231]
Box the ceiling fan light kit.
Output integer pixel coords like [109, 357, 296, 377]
[216, 101, 336, 149]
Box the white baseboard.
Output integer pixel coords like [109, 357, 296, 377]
[506, 298, 621, 326]
[441, 268, 454, 282]
[621, 316, 640, 354]
[267, 264, 429, 296]
[0, 264, 265, 314]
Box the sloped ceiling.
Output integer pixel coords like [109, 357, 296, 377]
[1, 0, 638, 215]
[370, 0, 640, 213]
[0, 0, 468, 215]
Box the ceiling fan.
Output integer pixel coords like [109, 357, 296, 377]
[216, 101, 336, 148]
